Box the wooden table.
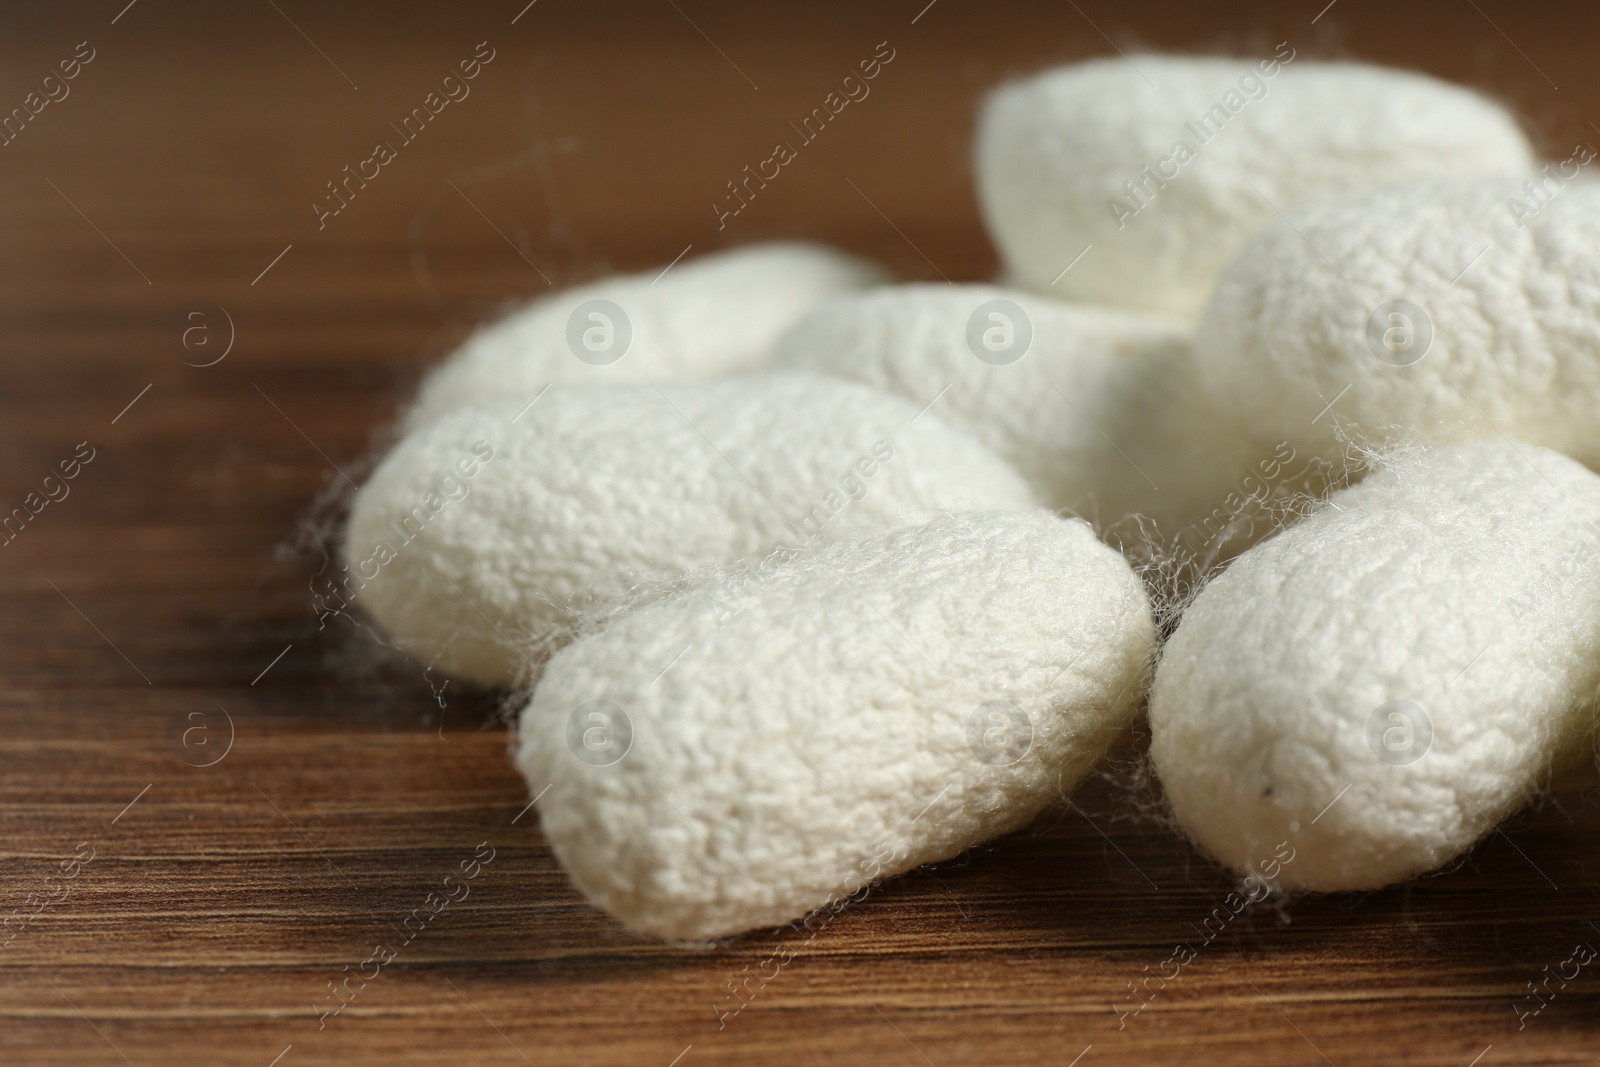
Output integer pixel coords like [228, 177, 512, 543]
[3, 1, 1599, 1063]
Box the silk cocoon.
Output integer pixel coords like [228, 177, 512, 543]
[773, 283, 1263, 545]
[517, 510, 1155, 940]
[1196, 179, 1600, 468]
[345, 374, 1036, 686]
[405, 241, 887, 431]
[977, 57, 1532, 315]
[1150, 442, 1600, 891]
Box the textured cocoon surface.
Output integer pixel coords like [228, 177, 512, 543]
[1150, 442, 1600, 891]
[977, 56, 1533, 315]
[1197, 179, 1600, 467]
[773, 283, 1263, 540]
[404, 241, 887, 431]
[345, 373, 1035, 687]
[516, 510, 1155, 940]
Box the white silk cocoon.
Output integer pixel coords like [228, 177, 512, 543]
[977, 56, 1532, 315]
[404, 241, 887, 431]
[344, 374, 1035, 686]
[773, 283, 1263, 544]
[1197, 179, 1600, 467]
[516, 510, 1155, 940]
[1150, 442, 1600, 891]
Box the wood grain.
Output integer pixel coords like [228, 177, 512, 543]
[3, 1, 1600, 1063]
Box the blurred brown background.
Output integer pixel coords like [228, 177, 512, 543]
[2, 1, 1599, 1064]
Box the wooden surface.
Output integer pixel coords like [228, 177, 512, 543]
[4, 1, 1600, 1063]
